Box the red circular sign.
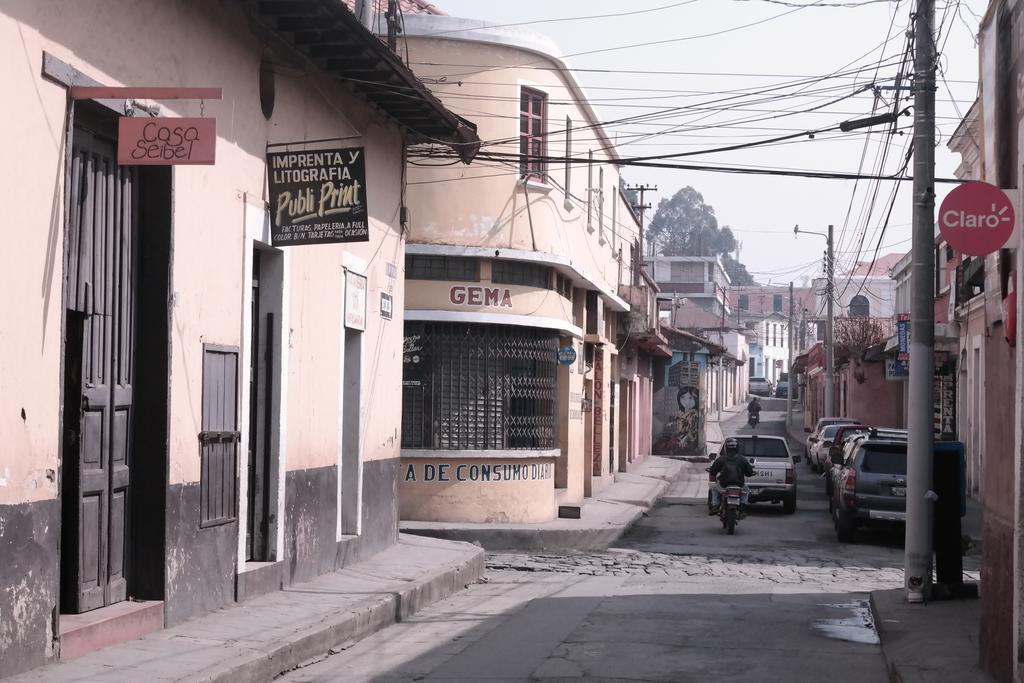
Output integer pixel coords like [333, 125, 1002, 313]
[939, 181, 1015, 256]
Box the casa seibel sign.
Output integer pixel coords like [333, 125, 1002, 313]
[266, 147, 370, 246]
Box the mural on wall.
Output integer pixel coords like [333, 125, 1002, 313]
[652, 360, 705, 456]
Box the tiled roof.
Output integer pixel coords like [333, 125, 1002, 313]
[341, 0, 447, 15]
[842, 252, 907, 278]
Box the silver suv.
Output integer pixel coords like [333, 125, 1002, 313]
[830, 438, 908, 542]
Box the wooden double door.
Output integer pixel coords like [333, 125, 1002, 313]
[61, 127, 137, 613]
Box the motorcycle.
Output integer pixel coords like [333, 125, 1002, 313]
[707, 467, 743, 535]
[747, 411, 760, 428]
[719, 485, 743, 534]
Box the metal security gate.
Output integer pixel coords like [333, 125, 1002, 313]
[402, 323, 558, 450]
[61, 128, 137, 613]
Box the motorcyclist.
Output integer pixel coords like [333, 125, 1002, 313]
[709, 437, 755, 517]
[747, 397, 762, 423]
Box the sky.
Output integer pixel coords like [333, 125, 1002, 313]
[423, 0, 986, 288]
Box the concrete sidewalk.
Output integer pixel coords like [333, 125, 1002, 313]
[401, 456, 695, 551]
[10, 535, 484, 683]
[704, 402, 745, 457]
[870, 589, 992, 682]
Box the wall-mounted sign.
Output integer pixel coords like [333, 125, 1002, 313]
[557, 346, 577, 365]
[938, 181, 1015, 256]
[345, 271, 367, 331]
[117, 117, 216, 165]
[448, 285, 512, 308]
[403, 461, 553, 483]
[380, 292, 394, 321]
[266, 147, 369, 246]
[885, 358, 909, 381]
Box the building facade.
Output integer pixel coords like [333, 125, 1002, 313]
[644, 255, 732, 318]
[960, 7, 1022, 677]
[396, 15, 662, 524]
[0, 0, 474, 676]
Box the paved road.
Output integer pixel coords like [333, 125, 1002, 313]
[282, 404, 956, 682]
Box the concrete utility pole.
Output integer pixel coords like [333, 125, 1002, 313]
[825, 224, 835, 417]
[794, 224, 835, 416]
[787, 281, 794, 424]
[626, 184, 657, 262]
[386, 0, 399, 51]
[905, 0, 936, 604]
[355, 0, 373, 29]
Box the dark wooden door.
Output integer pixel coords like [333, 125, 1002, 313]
[63, 128, 136, 613]
[246, 255, 273, 561]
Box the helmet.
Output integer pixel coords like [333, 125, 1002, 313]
[723, 437, 739, 455]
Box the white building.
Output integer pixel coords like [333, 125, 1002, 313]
[644, 255, 731, 318]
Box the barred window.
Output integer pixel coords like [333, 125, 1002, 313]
[402, 323, 558, 450]
[406, 255, 479, 281]
[492, 261, 551, 288]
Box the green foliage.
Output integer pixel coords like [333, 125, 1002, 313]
[647, 187, 734, 256]
[647, 186, 756, 285]
[721, 254, 756, 286]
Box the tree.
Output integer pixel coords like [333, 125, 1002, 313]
[721, 253, 756, 286]
[833, 316, 887, 384]
[646, 186, 757, 285]
[647, 187, 731, 257]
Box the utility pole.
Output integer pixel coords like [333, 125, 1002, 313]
[386, 0, 400, 51]
[355, 0, 373, 29]
[905, 0, 936, 604]
[626, 184, 657, 261]
[794, 224, 835, 415]
[825, 224, 835, 417]
[787, 281, 794, 425]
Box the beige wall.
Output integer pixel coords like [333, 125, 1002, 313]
[400, 456, 556, 523]
[403, 36, 633, 301]
[0, 0, 407, 506]
[405, 276, 574, 321]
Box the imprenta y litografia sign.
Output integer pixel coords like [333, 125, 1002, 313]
[266, 147, 370, 246]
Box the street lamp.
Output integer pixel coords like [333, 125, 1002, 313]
[794, 224, 835, 417]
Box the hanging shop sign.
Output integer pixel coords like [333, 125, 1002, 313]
[380, 292, 394, 321]
[557, 346, 577, 365]
[117, 117, 217, 165]
[345, 271, 367, 331]
[933, 352, 957, 441]
[448, 285, 512, 308]
[938, 181, 1015, 256]
[266, 147, 369, 246]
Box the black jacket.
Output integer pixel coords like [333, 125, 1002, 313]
[710, 452, 755, 486]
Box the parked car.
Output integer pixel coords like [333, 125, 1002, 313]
[823, 425, 873, 497]
[732, 434, 798, 513]
[749, 377, 772, 397]
[804, 417, 860, 465]
[830, 436, 909, 542]
[809, 424, 844, 473]
[774, 381, 789, 398]
[824, 427, 906, 500]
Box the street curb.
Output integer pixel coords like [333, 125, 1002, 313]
[190, 542, 486, 683]
[403, 510, 644, 552]
[868, 591, 904, 683]
[401, 461, 681, 551]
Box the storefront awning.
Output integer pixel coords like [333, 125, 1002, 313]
[251, 0, 480, 161]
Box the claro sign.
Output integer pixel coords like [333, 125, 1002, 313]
[449, 285, 512, 308]
[938, 181, 1016, 256]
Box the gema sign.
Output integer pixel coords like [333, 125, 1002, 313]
[938, 181, 1015, 256]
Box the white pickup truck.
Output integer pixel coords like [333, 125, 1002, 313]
[732, 435, 798, 514]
